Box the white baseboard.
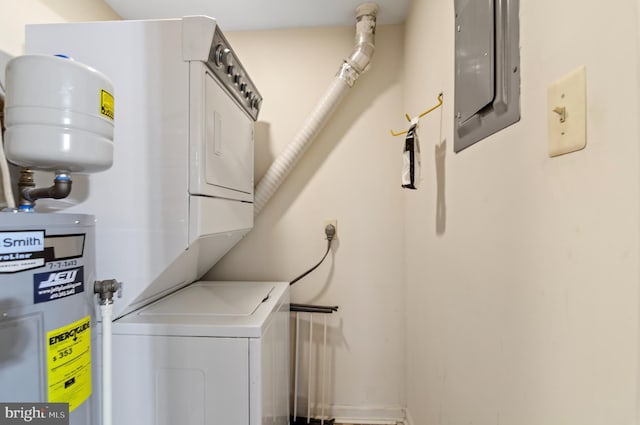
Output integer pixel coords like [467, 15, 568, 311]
[329, 404, 406, 424]
[404, 408, 415, 425]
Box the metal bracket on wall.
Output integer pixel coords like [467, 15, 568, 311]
[453, 0, 520, 153]
[390, 93, 443, 137]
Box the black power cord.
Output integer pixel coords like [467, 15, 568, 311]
[289, 224, 336, 286]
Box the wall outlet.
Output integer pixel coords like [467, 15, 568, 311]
[323, 219, 337, 240]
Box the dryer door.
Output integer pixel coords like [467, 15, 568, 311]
[189, 62, 254, 202]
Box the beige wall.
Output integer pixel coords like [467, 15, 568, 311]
[207, 25, 407, 421]
[0, 0, 118, 55]
[404, 0, 640, 424]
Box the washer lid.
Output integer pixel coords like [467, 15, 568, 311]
[112, 281, 289, 338]
[140, 281, 275, 317]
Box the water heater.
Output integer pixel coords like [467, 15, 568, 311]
[0, 54, 114, 425]
[0, 214, 99, 424]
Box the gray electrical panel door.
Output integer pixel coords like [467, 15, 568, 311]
[454, 0, 520, 152]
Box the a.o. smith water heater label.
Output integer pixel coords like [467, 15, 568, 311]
[33, 267, 85, 304]
[47, 316, 92, 412]
[0, 230, 46, 273]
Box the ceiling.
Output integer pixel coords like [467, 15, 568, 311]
[104, 0, 410, 31]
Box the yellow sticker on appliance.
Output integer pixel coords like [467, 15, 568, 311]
[100, 89, 114, 120]
[47, 316, 92, 412]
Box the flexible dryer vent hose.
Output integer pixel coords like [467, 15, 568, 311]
[253, 3, 378, 216]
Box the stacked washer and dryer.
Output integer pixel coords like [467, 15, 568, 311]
[24, 17, 289, 425]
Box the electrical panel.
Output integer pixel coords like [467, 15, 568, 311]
[454, 0, 520, 152]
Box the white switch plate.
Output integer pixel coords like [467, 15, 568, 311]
[547, 66, 586, 157]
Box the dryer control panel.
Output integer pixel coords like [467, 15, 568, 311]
[207, 28, 262, 121]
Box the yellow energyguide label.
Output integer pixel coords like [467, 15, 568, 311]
[100, 89, 114, 120]
[47, 315, 92, 412]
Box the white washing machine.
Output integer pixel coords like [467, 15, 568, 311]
[111, 281, 290, 425]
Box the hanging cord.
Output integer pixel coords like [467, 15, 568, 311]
[290, 224, 336, 286]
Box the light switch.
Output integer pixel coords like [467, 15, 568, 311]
[548, 66, 586, 157]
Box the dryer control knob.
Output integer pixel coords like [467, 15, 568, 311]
[252, 96, 261, 110]
[214, 45, 232, 68]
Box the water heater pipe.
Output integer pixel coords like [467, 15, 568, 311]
[17, 169, 72, 211]
[94, 279, 122, 425]
[100, 302, 113, 425]
[253, 2, 378, 216]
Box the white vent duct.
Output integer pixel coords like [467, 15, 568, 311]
[253, 2, 378, 215]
